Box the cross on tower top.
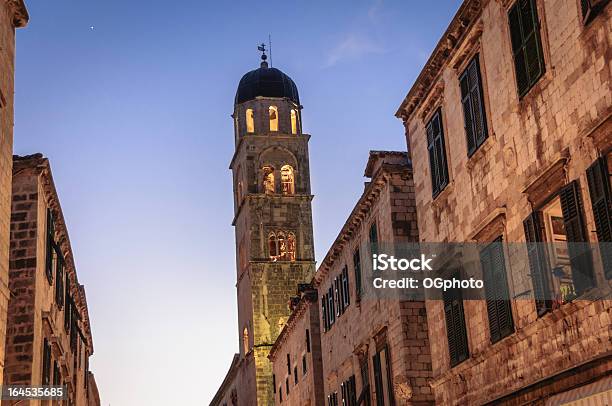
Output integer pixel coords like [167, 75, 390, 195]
[258, 42, 268, 67]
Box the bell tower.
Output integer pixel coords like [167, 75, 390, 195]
[229, 49, 316, 404]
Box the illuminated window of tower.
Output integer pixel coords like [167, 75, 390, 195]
[290, 109, 298, 134]
[263, 166, 275, 194]
[269, 233, 278, 259]
[286, 233, 296, 261]
[281, 165, 295, 195]
[243, 327, 249, 354]
[246, 108, 255, 133]
[269, 106, 278, 132]
[277, 232, 287, 260]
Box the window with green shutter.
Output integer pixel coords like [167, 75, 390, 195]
[508, 0, 545, 97]
[443, 273, 469, 367]
[480, 238, 514, 343]
[460, 55, 488, 156]
[523, 211, 552, 315]
[586, 157, 612, 279]
[426, 109, 449, 197]
[45, 208, 55, 284]
[559, 181, 595, 295]
[42, 338, 52, 385]
[369, 222, 379, 256]
[353, 248, 362, 299]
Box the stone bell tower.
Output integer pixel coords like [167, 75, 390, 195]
[229, 48, 316, 404]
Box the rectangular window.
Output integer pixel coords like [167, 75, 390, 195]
[443, 273, 469, 366]
[369, 222, 379, 256]
[523, 211, 552, 315]
[306, 329, 311, 353]
[328, 287, 335, 326]
[342, 375, 357, 406]
[302, 354, 307, 374]
[53, 360, 61, 386]
[480, 237, 514, 343]
[286, 377, 290, 394]
[353, 248, 362, 299]
[426, 109, 449, 197]
[580, 0, 607, 23]
[54, 245, 64, 309]
[341, 266, 350, 308]
[42, 338, 52, 385]
[322, 297, 329, 331]
[287, 354, 291, 374]
[508, 0, 545, 97]
[586, 157, 612, 279]
[360, 358, 371, 406]
[328, 392, 339, 406]
[45, 208, 55, 284]
[273, 374, 276, 393]
[294, 366, 298, 385]
[334, 276, 342, 316]
[279, 387, 283, 403]
[460, 55, 488, 156]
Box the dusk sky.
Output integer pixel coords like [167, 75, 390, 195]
[14, 1, 461, 404]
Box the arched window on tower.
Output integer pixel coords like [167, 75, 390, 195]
[277, 232, 287, 260]
[243, 326, 249, 354]
[286, 233, 296, 261]
[269, 106, 278, 132]
[246, 108, 255, 133]
[281, 165, 295, 195]
[290, 109, 298, 134]
[262, 166, 275, 194]
[269, 233, 278, 259]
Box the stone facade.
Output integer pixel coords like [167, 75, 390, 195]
[0, 0, 27, 388]
[3, 154, 98, 406]
[211, 62, 316, 405]
[269, 285, 324, 406]
[312, 151, 432, 406]
[396, 0, 611, 404]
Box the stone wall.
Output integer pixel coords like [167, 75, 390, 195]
[396, 0, 611, 404]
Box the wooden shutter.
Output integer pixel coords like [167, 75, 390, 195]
[42, 338, 51, 385]
[353, 249, 362, 298]
[322, 297, 328, 331]
[45, 209, 55, 284]
[508, 0, 545, 97]
[587, 157, 612, 279]
[460, 55, 488, 156]
[427, 109, 449, 196]
[369, 222, 378, 256]
[443, 275, 469, 367]
[359, 358, 371, 406]
[328, 287, 335, 325]
[372, 353, 384, 406]
[342, 266, 350, 307]
[480, 238, 514, 343]
[523, 211, 552, 315]
[559, 181, 595, 295]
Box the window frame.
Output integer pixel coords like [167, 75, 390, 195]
[459, 54, 489, 157]
[426, 108, 450, 198]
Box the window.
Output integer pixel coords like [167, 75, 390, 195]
[372, 346, 393, 406]
[45, 208, 55, 284]
[341, 376, 357, 406]
[269, 233, 278, 258]
[243, 327, 249, 354]
[281, 165, 295, 195]
[426, 109, 449, 197]
[287, 354, 291, 374]
[334, 277, 342, 316]
[294, 366, 298, 384]
[353, 249, 363, 299]
[443, 273, 469, 366]
[286, 232, 296, 261]
[524, 181, 595, 314]
[369, 222, 379, 256]
[246, 108, 255, 133]
[54, 244, 64, 308]
[508, 0, 545, 97]
[305, 329, 311, 353]
[290, 109, 298, 134]
[263, 166, 275, 194]
[302, 354, 307, 374]
[360, 358, 371, 406]
[53, 360, 61, 386]
[327, 287, 336, 326]
[587, 157, 612, 278]
[279, 387, 283, 403]
[341, 266, 350, 309]
[42, 338, 52, 385]
[322, 297, 329, 331]
[328, 392, 339, 406]
[480, 237, 514, 343]
[286, 377, 290, 394]
[64, 277, 71, 331]
[269, 106, 278, 131]
[460, 55, 488, 156]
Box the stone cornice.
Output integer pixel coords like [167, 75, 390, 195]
[6, 0, 29, 27]
[395, 0, 485, 120]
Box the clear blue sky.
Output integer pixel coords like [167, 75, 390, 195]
[14, 1, 461, 404]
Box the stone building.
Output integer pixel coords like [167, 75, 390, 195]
[3, 154, 99, 406]
[0, 0, 28, 387]
[396, 0, 611, 404]
[312, 151, 432, 406]
[268, 284, 324, 405]
[211, 50, 316, 405]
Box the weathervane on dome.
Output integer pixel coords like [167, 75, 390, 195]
[257, 35, 273, 68]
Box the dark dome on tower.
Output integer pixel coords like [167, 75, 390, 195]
[235, 65, 300, 105]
